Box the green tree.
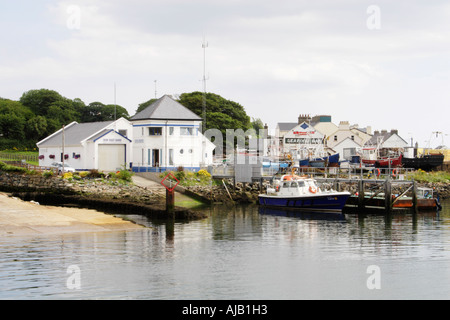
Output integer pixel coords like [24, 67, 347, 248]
[135, 98, 157, 114]
[26, 116, 48, 140]
[177, 92, 251, 132]
[20, 89, 64, 116]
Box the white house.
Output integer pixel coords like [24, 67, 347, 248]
[130, 95, 215, 172]
[281, 121, 325, 159]
[37, 117, 133, 172]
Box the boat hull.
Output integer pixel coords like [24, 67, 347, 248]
[258, 192, 351, 212]
[402, 154, 444, 171]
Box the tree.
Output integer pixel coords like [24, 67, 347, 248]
[20, 89, 64, 116]
[135, 98, 157, 114]
[177, 92, 251, 132]
[26, 116, 48, 140]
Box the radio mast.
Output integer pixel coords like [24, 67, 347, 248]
[202, 37, 208, 133]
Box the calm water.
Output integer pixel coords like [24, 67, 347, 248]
[1, 200, 449, 300]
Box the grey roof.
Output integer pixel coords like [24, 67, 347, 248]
[365, 129, 407, 147]
[38, 121, 113, 147]
[131, 95, 202, 121]
[277, 122, 298, 131]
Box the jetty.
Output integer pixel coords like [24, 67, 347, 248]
[209, 163, 441, 212]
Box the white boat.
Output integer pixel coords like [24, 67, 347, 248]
[258, 175, 351, 212]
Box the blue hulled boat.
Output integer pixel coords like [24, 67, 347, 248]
[258, 175, 350, 212]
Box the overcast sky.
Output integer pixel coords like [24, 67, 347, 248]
[1, 0, 449, 148]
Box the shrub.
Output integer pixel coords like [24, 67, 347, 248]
[42, 171, 54, 178]
[197, 169, 211, 178]
[88, 169, 104, 178]
[63, 172, 73, 179]
[175, 170, 186, 181]
[0, 161, 28, 173]
[116, 169, 133, 182]
[79, 171, 89, 178]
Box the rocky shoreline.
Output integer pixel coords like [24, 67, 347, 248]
[0, 172, 208, 220]
[1, 171, 448, 217]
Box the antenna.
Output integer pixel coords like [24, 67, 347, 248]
[154, 80, 157, 99]
[202, 37, 208, 133]
[114, 82, 117, 121]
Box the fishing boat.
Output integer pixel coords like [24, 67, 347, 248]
[360, 147, 402, 168]
[258, 175, 351, 212]
[299, 153, 340, 168]
[402, 153, 444, 171]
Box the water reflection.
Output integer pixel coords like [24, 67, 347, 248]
[0, 200, 449, 299]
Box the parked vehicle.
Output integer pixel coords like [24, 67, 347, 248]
[51, 162, 76, 174]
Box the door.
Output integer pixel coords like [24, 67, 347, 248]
[98, 144, 126, 171]
[152, 149, 160, 167]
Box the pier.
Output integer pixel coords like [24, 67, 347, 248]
[209, 163, 437, 213]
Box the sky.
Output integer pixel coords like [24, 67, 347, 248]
[0, 0, 449, 148]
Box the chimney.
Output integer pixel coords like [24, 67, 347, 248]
[298, 114, 311, 124]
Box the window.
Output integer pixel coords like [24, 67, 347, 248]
[351, 135, 354, 141]
[169, 149, 174, 165]
[180, 149, 184, 154]
[118, 129, 127, 137]
[169, 127, 174, 135]
[149, 127, 162, 135]
[180, 127, 193, 135]
[334, 135, 338, 141]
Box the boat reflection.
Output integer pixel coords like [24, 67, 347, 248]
[258, 206, 346, 221]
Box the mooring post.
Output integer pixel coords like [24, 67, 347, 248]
[384, 179, 392, 213]
[358, 179, 365, 210]
[166, 188, 175, 213]
[412, 180, 418, 214]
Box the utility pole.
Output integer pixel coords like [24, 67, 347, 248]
[62, 125, 65, 175]
[202, 37, 208, 134]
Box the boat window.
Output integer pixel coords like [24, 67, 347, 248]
[290, 182, 298, 188]
[298, 181, 305, 187]
[283, 182, 290, 188]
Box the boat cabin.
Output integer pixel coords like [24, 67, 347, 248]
[268, 175, 321, 196]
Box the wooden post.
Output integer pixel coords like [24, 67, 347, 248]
[358, 179, 365, 210]
[412, 180, 418, 214]
[384, 179, 392, 213]
[166, 189, 175, 213]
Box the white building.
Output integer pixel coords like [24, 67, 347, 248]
[281, 121, 325, 159]
[130, 95, 215, 172]
[37, 117, 133, 171]
[37, 95, 215, 172]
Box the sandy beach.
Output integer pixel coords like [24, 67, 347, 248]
[0, 192, 144, 237]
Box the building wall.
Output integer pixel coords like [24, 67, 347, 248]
[38, 145, 85, 169]
[131, 119, 212, 171]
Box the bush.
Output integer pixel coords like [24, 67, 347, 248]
[88, 169, 104, 178]
[79, 171, 89, 178]
[42, 171, 54, 178]
[175, 170, 186, 181]
[0, 161, 28, 173]
[116, 169, 133, 182]
[197, 169, 211, 178]
[63, 172, 73, 179]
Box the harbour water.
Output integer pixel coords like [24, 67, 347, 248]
[0, 199, 449, 300]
